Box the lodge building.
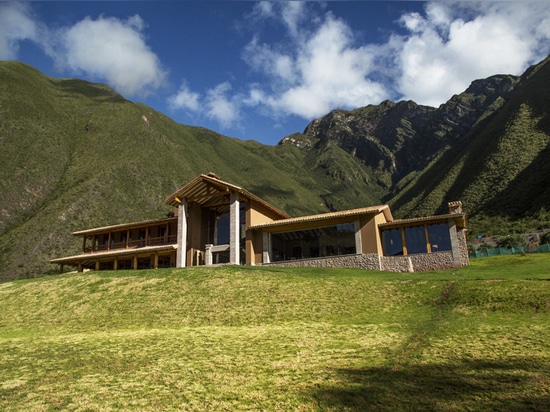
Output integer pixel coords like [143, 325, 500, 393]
[51, 173, 469, 272]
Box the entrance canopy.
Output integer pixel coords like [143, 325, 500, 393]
[165, 173, 289, 218]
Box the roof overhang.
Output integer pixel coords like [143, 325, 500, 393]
[379, 213, 467, 230]
[248, 205, 392, 233]
[49, 244, 177, 266]
[73, 216, 177, 237]
[165, 173, 290, 218]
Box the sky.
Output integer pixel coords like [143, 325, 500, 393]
[1, 1, 550, 145]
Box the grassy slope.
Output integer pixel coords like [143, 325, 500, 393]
[0, 255, 548, 411]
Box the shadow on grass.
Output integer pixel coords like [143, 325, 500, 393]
[311, 358, 550, 411]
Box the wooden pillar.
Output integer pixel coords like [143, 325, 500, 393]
[113, 257, 118, 271]
[82, 236, 87, 252]
[92, 234, 96, 252]
[126, 229, 130, 248]
[424, 224, 432, 253]
[153, 253, 159, 269]
[95, 260, 100, 271]
[145, 226, 149, 247]
[132, 255, 138, 270]
[107, 232, 112, 250]
[77, 262, 83, 273]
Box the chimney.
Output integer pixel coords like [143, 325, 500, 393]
[448, 201, 462, 215]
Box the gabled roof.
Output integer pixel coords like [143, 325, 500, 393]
[248, 205, 393, 232]
[165, 173, 290, 218]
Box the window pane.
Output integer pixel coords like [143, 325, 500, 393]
[270, 223, 356, 262]
[427, 223, 452, 252]
[404, 226, 427, 254]
[383, 229, 403, 256]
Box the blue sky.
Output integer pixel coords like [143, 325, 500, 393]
[2, 1, 550, 145]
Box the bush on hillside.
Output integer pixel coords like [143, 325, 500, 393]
[496, 234, 525, 248]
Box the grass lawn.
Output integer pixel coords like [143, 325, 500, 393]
[0, 254, 549, 411]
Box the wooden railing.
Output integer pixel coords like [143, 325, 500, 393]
[84, 235, 177, 253]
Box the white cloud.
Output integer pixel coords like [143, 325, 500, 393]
[59, 15, 166, 96]
[0, 2, 37, 59]
[393, 2, 550, 106]
[204, 82, 239, 128]
[168, 81, 201, 112]
[242, 9, 388, 119]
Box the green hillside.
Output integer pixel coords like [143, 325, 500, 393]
[1, 58, 550, 280]
[0, 257, 549, 410]
[0, 62, 380, 280]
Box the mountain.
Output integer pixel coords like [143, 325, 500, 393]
[282, 56, 550, 233]
[1, 57, 549, 280]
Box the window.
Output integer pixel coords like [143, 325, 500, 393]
[404, 226, 427, 254]
[428, 223, 452, 252]
[383, 228, 403, 256]
[382, 222, 452, 256]
[270, 223, 356, 262]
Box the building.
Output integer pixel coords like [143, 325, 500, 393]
[51, 173, 469, 272]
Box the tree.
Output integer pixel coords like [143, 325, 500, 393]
[540, 231, 550, 245]
[496, 234, 525, 248]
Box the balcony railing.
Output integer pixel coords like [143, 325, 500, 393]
[84, 235, 177, 253]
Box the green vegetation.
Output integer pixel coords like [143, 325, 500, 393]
[1, 255, 549, 411]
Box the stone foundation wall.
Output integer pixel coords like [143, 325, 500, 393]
[264, 250, 466, 272]
[381, 252, 455, 272]
[263, 254, 381, 270]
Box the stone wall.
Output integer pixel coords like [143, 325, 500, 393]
[457, 227, 470, 266]
[264, 253, 381, 270]
[264, 250, 467, 272]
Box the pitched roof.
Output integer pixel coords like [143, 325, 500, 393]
[165, 173, 290, 218]
[248, 205, 392, 232]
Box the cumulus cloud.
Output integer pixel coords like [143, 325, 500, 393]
[0, 2, 37, 59]
[238, 1, 550, 117]
[168, 81, 200, 112]
[0, 4, 165, 97]
[392, 2, 550, 106]
[242, 5, 388, 119]
[59, 15, 166, 96]
[204, 82, 240, 128]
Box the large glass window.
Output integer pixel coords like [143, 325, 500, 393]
[428, 223, 452, 252]
[404, 226, 427, 254]
[270, 223, 356, 262]
[383, 228, 403, 256]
